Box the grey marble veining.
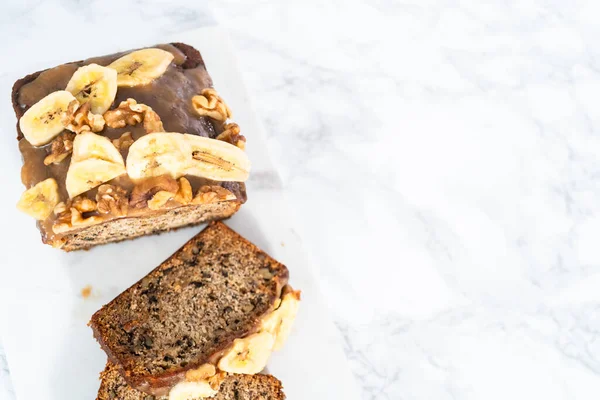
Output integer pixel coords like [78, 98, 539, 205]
[0, 347, 13, 399]
[3, 0, 600, 399]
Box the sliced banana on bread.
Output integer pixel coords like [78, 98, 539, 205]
[66, 132, 126, 198]
[19, 90, 77, 146]
[16, 178, 60, 220]
[66, 64, 117, 114]
[126, 132, 250, 181]
[125, 132, 191, 179]
[108, 48, 174, 87]
[90, 222, 300, 398]
[184, 134, 251, 181]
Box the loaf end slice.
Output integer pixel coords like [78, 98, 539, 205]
[97, 362, 286, 400]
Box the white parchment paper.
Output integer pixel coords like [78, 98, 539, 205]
[0, 27, 360, 400]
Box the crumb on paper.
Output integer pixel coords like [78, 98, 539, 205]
[281, 242, 285, 247]
[81, 285, 92, 299]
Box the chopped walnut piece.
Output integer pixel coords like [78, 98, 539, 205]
[96, 184, 128, 217]
[147, 191, 174, 210]
[53, 202, 67, 215]
[50, 237, 67, 249]
[52, 222, 71, 234]
[209, 372, 227, 391]
[185, 364, 217, 382]
[191, 88, 232, 121]
[191, 185, 237, 205]
[173, 177, 193, 205]
[53, 206, 73, 233]
[52, 196, 98, 234]
[143, 109, 165, 133]
[130, 175, 178, 209]
[70, 207, 103, 227]
[103, 98, 164, 133]
[112, 132, 134, 151]
[103, 99, 142, 128]
[71, 196, 97, 212]
[53, 205, 102, 234]
[53, 221, 70, 234]
[44, 131, 75, 165]
[61, 101, 105, 134]
[215, 123, 246, 150]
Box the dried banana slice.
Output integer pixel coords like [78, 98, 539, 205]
[19, 91, 77, 146]
[261, 289, 301, 350]
[183, 134, 250, 182]
[168, 381, 218, 400]
[126, 132, 191, 180]
[108, 48, 174, 87]
[66, 64, 117, 114]
[67, 132, 126, 198]
[66, 159, 126, 199]
[71, 132, 124, 165]
[16, 178, 60, 220]
[217, 331, 275, 374]
[126, 132, 251, 181]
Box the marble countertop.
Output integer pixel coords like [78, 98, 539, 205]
[3, 0, 600, 399]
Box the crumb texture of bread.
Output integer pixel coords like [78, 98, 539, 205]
[97, 362, 286, 400]
[90, 222, 289, 389]
[60, 201, 240, 251]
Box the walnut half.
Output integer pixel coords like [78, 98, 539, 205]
[71, 196, 97, 213]
[112, 132, 134, 151]
[191, 185, 237, 204]
[70, 208, 103, 228]
[103, 99, 164, 133]
[129, 175, 178, 209]
[148, 191, 175, 210]
[192, 88, 232, 121]
[61, 100, 105, 134]
[216, 123, 246, 150]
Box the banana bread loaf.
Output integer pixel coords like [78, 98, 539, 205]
[90, 222, 300, 397]
[97, 362, 286, 400]
[13, 43, 249, 251]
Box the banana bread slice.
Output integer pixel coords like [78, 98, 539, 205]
[90, 222, 298, 397]
[12, 42, 247, 251]
[97, 362, 286, 400]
